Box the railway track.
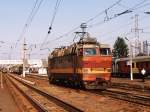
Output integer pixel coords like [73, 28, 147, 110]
[26, 74, 48, 81]
[93, 88, 150, 107]
[5, 75, 46, 112]
[6, 74, 83, 112]
[28, 74, 150, 92]
[26, 74, 150, 107]
[111, 82, 150, 92]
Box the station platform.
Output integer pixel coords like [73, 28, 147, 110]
[0, 74, 20, 112]
[111, 77, 150, 90]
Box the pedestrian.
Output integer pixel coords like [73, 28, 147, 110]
[141, 68, 146, 82]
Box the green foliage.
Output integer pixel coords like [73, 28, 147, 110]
[113, 37, 129, 58]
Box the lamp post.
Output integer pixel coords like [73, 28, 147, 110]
[125, 37, 133, 80]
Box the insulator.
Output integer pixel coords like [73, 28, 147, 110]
[49, 26, 52, 30]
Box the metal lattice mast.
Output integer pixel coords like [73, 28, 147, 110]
[131, 14, 143, 56]
[80, 23, 87, 39]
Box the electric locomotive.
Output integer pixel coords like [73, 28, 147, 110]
[48, 24, 112, 89]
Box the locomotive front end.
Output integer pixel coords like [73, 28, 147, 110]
[78, 43, 112, 89]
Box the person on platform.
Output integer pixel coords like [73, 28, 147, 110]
[141, 68, 146, 82]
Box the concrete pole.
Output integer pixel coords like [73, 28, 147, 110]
[125, 37, 133, 80]
[23, 60, 25, 77]
[130, 42, 133, 80]
[22, 38, 27, 77]
[0, 72, 3, 89]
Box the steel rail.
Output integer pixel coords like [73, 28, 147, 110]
[24, 74, 150, 107]
[111, 82, 150, 92]
[10, 75, 83, 112]
[5, 75, 47, 112]
[100, 89, 150, 106]
[88, 89, 150, 107]
[26, 74, 48, 81]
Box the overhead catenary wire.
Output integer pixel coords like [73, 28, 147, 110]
[118, 0, 150, 11]
[24, 0, 39, 29]
[49, 0, 148, 43]
[15, 0, 38, 47]
[87, 0, 150, 29]
[40, 0, 63, 49]
[27, 0, 44, 24]
[44, 0, 131, 46]
[35, 0, 150, 57]
[15, 0, 44, 48]
[57, 0, 150, 48]
[49, 0, 62, 32]
[85, 0, 123, 23]
[129, 0, 149, 10]
[45, 26, 79, 45]
[88, 0, 149, 29]
[118, 2, 130, 9]
[88, 1, 150, 45]
[43, 0, 123, 46]
[99, 14, 150, 38]
[99, 15, 150, 45]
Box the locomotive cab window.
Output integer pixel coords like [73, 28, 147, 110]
[84, 48, 96, 56]
[100, 48, 111, 55]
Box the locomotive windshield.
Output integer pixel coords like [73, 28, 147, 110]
[100, 48, 111, 55]
[84, 48, 96, 56]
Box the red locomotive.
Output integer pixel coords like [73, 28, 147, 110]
[48, 24, 112, 89]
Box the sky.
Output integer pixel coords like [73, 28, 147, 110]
[0, 0, 150, 59]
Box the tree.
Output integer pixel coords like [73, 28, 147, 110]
[113, 37, 129, 58]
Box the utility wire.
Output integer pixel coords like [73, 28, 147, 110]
[51, 0, 147, 48]
[118, 3, 130, 9]
[88, 0, 149, 29]
[40, 0, 62, 49]
[21, 1, 150, 58]
[15, 0, 38, 47]
[25, 0, 39, 27]
[85, 0, 122, 23]
[15, 0, 44, 48]
[33, 0, 150, 51]
[98, 15, 150, 44]
[45, 26, 79, 45]
[49, 0, 62, 31]
[87, 0, 150, 29]
[43, 0, 123, 46]
[130, 0, 149, 10]
[38, 0, 150, 53]
[28, 0, 44, 24]
[134, 2, 150, 12]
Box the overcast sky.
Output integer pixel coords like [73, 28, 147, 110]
[0, 0, 150, 59]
